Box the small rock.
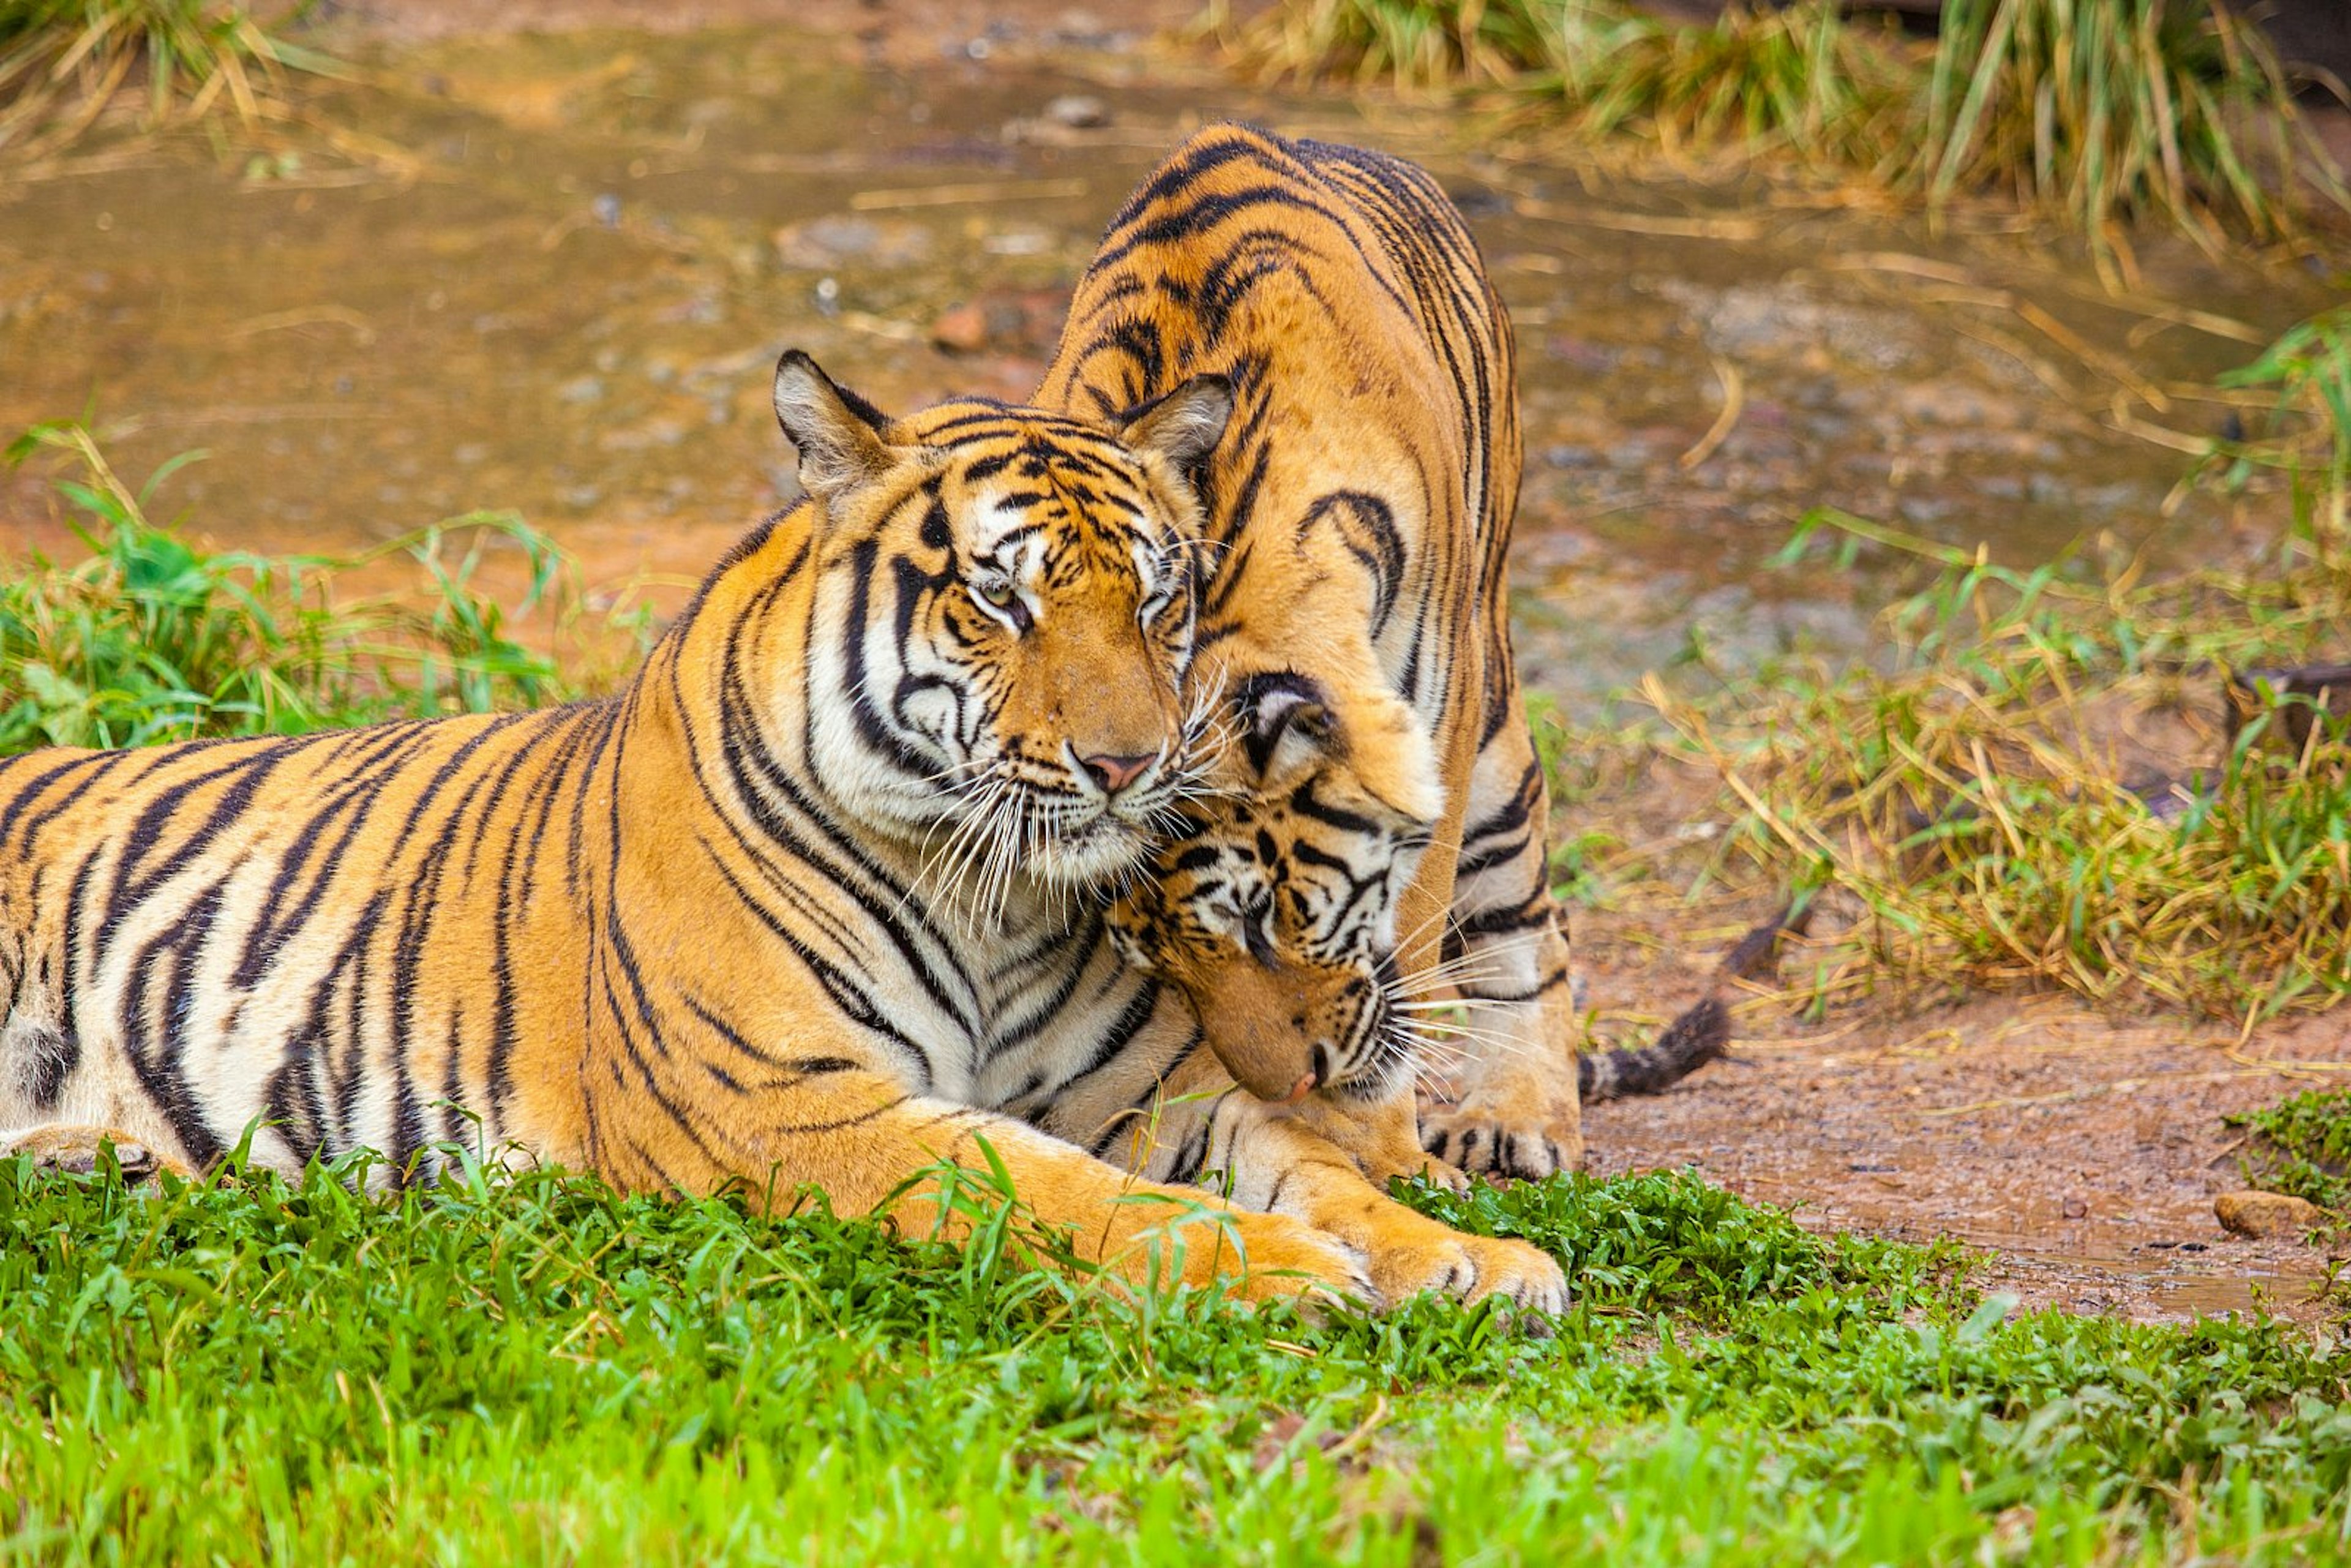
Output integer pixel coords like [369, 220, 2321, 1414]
[981, 228, 1053, 258]
[930, 302, 989, 354]
[1044, 93, 1108, 129]
[1442, 182, 1508, 217]
[774, 215, 933, 271]
[2214, 1190, 2323, 1239]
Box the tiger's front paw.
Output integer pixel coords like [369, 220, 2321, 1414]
[1366, 1228, 1568, 1323]
[1291, 1090, 1470, 1193]
[1420, 1103, 1584, 1182]
[1354, 1141, 1472, 1196]
[3, 1125, 183, 1181]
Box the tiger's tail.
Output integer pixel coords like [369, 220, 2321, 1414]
[1577, 898, 1812, 1103]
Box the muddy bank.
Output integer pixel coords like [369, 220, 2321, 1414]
[1572, 898, 2349, 1324]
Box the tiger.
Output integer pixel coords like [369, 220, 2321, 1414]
[0, 349, 1565, 1316]
[1034, 124, 1626, 1187]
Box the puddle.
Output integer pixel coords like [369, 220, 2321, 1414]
[2, 23, 2337, 695]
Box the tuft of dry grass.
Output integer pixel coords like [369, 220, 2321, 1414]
[0, 0, 337, 159]
[1652, 547, 2351, 1020]
[1529, 1, 1914, 169]
[1197, 0, 1556, 89]
[1919, 0, 2340, 258]
[1212, 0, 2348, 250]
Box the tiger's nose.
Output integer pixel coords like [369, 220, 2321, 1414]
[1081, 752, 1156, 793]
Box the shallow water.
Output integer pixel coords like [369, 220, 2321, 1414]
[2, 23, 2335, 699]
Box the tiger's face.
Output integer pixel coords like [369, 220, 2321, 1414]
[1108, 672, 1442, 1101]
[773, 352, 1232, 895]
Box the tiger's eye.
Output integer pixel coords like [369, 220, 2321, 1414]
[975, 577, 1015, 609]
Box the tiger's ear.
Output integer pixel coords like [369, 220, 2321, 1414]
[1117, 375, 1234, 473]
[772, 350, 893, 503]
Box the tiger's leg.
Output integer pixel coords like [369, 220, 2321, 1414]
[717, 1067, 1376, 1307]
[1416, 713, 1586, 1182]
[1, 1123, 193, 1181]
[1111, 1049, 1565, 1315]
[1292, 1082, 1469, 1193]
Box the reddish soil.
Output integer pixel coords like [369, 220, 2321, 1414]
[1573, 896, 2351, 1324]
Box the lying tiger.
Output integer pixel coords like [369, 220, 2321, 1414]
[0, 345, 1564, 1315]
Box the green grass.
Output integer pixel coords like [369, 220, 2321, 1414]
[2220, 302, 2351, 523]
[2, 1155, 2347, 1565]
[1212, 0, 2344, 249]
[0, 421, 573, 752]
[2230, 1088, 2351, 1215]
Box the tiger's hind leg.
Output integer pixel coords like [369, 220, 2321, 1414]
[1415, 710, 1586, 1182]
[2, 1123, 193, 1182]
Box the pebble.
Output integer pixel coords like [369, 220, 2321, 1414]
[774, 216, 932, 270]
[2213, 1190, 2323, 1239]
[931, 303, 989, 354]
[1044, 94, 1108, 129]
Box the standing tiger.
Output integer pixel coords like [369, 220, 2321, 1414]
[1035, 125, 1605, 1186]
[0, 344, 1565, 1314]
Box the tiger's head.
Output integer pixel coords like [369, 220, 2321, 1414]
[771, 351, 1232, 896]
[1108, 669, 1443, 1102]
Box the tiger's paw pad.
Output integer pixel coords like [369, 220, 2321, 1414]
[1420, 1109, 1583, 1183]
[4, 1127, 173, 1180]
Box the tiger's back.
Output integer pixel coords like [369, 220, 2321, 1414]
[1044, 128, 1522, 768]
[1038, 126, 1586, 1179]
